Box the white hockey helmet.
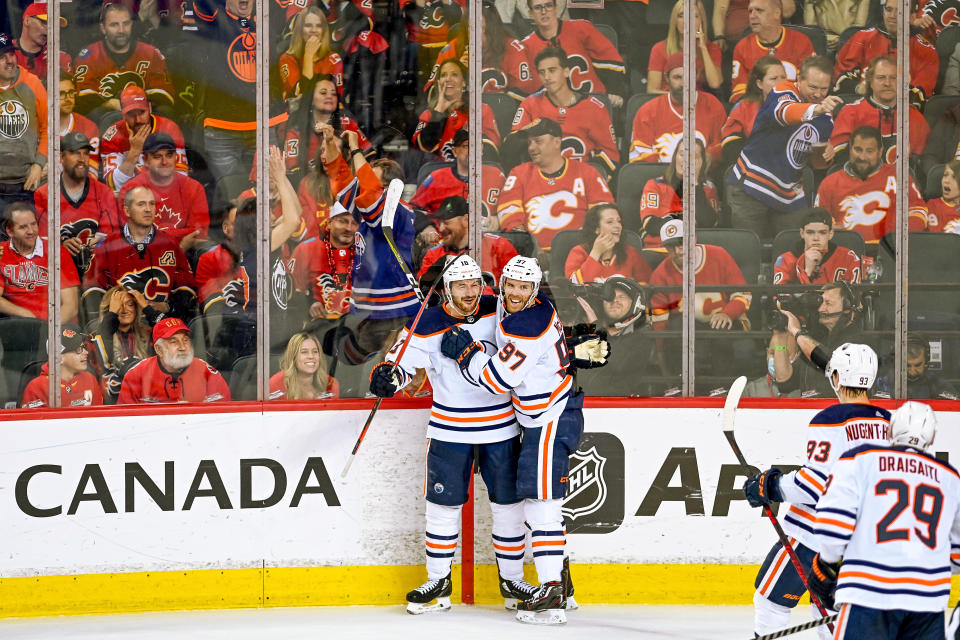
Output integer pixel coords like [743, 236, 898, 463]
[499, 255, 542, 312]
[826, 343, 877, 393]
[890, 401, 937, 451]
[442, 254, 483, 301]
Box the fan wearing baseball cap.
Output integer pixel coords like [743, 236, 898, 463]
[12, 3, 71, 83]
[117, 318, 231, 404]
[21, 325, 104, 408]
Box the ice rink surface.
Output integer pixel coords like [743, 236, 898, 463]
[0, 605, 824, 640]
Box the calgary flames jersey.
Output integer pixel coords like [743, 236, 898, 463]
[513, 91, 619, 170]
[118, 356, 230, 404]
[195, 243, 249, 310]
[730, 28, 815, 102]
[426, 36, 533, 98]
[773, 244, 862, 284]
[277, 50, 343, 99]
[21, 363, 103, 409]
[518, 19, 625, 95]
[833, 29, 938, 104]
[290, 237, 355, 317]
[830, 98, 929, 161]
[649, 244, 751, 327]
[639, 177, 720, 249]
[815, 164, 928, 243]
[410, 164, 505, 217]
[497, 158, 612, 251]
[61, 112, 101, 173]
[35, 177, 123, 249]
[74, 40, 174, 108]
[117, 172, 210, 243]
[926, 197, 960, 233]
[0, 239, 81, 320]
[721, 99, 761, 150]
[629, 92, 725, 163]
[100, 115, 188, 190]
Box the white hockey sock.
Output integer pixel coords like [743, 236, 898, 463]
[524, 498, 564, 584]
[490, 501, 526, 581]
[425, 502, 461, 580]
[753, 591, 792, 635]
[812, 602, 836, 640]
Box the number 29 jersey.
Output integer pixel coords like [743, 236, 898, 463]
[776, 403, 891, 550]
[464, 293, 573, 428]
[814, 443, 960, 612]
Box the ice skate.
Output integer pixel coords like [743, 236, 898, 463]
[499, 574, 537, 610]
[515, 581, 566, 625]
[562, 556, 578, 610]
[405, 574, 452, 614]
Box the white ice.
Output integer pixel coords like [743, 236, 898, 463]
[0, 605, 824, 639]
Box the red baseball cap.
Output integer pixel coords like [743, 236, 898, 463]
[120, 85, 149, 115]
[152, 317, 190, 343]
[23, 3, 67, 25]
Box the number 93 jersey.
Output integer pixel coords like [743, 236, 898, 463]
[813, 443, 960, 612]
[778, 403, 891, 550]
[464, 293, 573, 429]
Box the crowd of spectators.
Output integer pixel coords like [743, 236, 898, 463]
[0, 0, 958, 406]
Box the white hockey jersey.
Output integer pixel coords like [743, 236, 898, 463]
[387, 295, 519, 444]
[813, 443, 960, 612]
[777, 403, 891, 550]
[464, 293, 573, 428]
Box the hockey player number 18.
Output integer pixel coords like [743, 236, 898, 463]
[875, 479, 943, 549]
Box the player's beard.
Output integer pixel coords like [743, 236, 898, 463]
[157, 341, 194, 372]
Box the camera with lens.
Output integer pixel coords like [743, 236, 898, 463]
[765, 291, 822, 331]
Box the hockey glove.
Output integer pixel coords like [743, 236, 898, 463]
[440, 326, 482, 370]
[567, 324, 610, 369]
[808, 553, 840, 611]
[369, 362, 401, 398]
[743, 467, 784, 507]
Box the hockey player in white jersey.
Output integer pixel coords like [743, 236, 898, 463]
[742, 343, 891, 638]
[809, 401, 960, 639]
[439, 255, 608, 625]
[368, 255, 535, 614]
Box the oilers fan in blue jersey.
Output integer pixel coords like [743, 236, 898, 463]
[743, 343, 890, 638]
[440, 255, 609, 625]
[726, 55, 844, 240]
[368, 255, 535, 614]
[808, 401, 960, 640]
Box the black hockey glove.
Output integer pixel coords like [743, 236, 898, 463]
[369, 362, 401, 398]
[743, 467, 784, 507]
[567, 324, 610, 369]
[808, 553, 840, 611]
[440, 326, 482, 370]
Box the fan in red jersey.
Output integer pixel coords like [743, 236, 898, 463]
[512, 47, 619, 174]
[413, 59, 470, 161]
[291, 200, 359, 321]
[417, 195, 518, 283]
[647, 0, 723, 95]
[57, 74, 100, 173]
[195, 204, 250, 315]
[816, 126, 928, 244]
[269, 332, 340, 400]
[773, 207, 862, 285]
[410, 128, 506, 217]
[34, 132, 122, 277]
[118, 132, 209, 252]
[926, 159, 960, 234]
[833, 0, 937, 109]
[629, 53, 725, 164]
[830, 56, 929, 165]
[21, 324, 103, 409]
[100, 85, 188, 192]
[517, 0, 626, 105]
[13, 3, 71, 85]
[496, 117, 612, 252]
[720, 56, 785, 165]
[82, 185, 197, 321]
[0, 202, 80, 322]
[564, 203, 651, 284]
[729, 0, 814, 102]
[73, 3, 174, 118]
[277, 6, 343, 100]
[118, 318, 230, 404]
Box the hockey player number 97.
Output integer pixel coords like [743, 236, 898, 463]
[875, 480, 943, 549]
[498, 343, 527, 370]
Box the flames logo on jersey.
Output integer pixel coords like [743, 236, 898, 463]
[526, 191, 578, 233]
[0, 100, 28, 140]
[565, 55, 594, 93]
[99, 71, 145, 100]
[839, 190, 891, 230]
[228, 32, 257, 83]
[119, 267, 171, 300]
[60, 219, 99, 245]
[944, 218, 960, 234]
[3, 260, 48, 290]
[482, 68, 508, 92]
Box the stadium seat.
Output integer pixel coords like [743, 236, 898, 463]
[495, 229, 539, 258]
[874, 233, 960, 330]
[548, 228, 644, 284]
[416, 161, 453, 187]
[786, 25, 828, 57]
[14, 360, 44, 408]
[615, 162, 669, 225]
[229, 354, 258, 401]
[924, 95, 960, 130]
[925, 163, 945, 199]
[483, 93, 521, 140]
[0, 318, 47, 407]
[595, 23, 619, 50]
[935, 26, 960, 94]
[771, 228, 866, 263]
[622, 93, 659, 153]
[697, 228, 762, 283]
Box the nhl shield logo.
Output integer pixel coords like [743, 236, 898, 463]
[563, 446, 607, 522]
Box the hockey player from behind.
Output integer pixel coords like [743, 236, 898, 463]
[440, 255, 609, 625]
[807, 401, 960, 639]
[368, 255, 534, 614]
[742, 342, 891, 638]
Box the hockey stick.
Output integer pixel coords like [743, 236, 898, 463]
[381, 178, 423, 301]
[341, 251, 466, 478]
[722, 375, 835, 633]
[751, 613, 839, 640]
